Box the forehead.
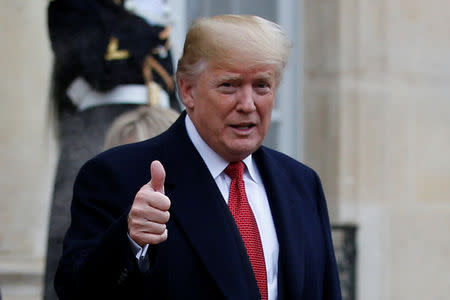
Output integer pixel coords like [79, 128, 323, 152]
[205, 61, 276, 80]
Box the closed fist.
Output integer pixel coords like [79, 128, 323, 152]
[128, 160, 171, 246]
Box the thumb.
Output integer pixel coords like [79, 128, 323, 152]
[149, 160, 166, 193]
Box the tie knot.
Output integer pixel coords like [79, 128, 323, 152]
[224, 161, 245, 180]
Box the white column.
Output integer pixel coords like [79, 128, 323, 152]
[0, 1, 57, 299]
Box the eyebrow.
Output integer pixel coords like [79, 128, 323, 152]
[253, 73, 274, 81]
[214, 72, 274, 82]
[209, 75, 240, 87]
[216, 74, 242, 82]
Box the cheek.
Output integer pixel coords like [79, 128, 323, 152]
[258, 98, 275, 120]
[212, 98, 236, 122]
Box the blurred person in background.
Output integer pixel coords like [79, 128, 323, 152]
[44, 1, 181, 299]
[104, 105, 179, 149]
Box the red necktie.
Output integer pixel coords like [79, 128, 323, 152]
[225, 162, 268, 300]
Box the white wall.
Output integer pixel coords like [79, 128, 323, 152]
[303, 0, 450, 299]
[0, 1, 56, 299]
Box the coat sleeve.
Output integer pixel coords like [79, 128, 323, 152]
[313, 171, 343, 300]
[54, 156, 147, 300]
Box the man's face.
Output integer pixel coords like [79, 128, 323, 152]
[179, 62, 277, 162]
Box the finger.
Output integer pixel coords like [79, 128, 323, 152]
[134, 187, 171, 211]
[136, 229, 168, 245]
[131, 229, 168, 246]
[149, 160, 166, 193]
[129, 200, 170, 223]
[131, 220, 167, 235]
[142, 206, 170, 224]
[147, 193, 171, 211]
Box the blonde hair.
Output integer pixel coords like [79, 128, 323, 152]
[176, 14, 291, 86]
[104, 106, 179, 149]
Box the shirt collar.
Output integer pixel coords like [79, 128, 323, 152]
[185, 114, 259, 183]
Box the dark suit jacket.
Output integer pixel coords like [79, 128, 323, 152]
[55, 111, 342, 300]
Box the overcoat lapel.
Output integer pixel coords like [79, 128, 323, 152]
[254, 148, 306, 299]
[158, 113, 260, 300]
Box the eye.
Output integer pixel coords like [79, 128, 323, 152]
[254, 81, 271, 94]
[217, 81, 237, 94]
[257, 82, 269, 88]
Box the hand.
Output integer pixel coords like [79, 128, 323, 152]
[128, 160, 171, 246]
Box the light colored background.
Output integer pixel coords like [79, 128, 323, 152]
[0, 1, 449, 299]
[0, 1, 57, 300]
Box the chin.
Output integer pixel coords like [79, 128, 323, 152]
[226, 146, 258, 161]
[220, 137, 263, 160]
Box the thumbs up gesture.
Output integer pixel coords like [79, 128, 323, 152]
[128, 160, 171, 246]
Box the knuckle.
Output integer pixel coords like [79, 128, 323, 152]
[150, 209, 164, 223]
[148, 236, 160, 245]
[158, 232, 168, 243]
[161, 196, 171, 210]
[135, 187, 153, 202]
[148, 193, 163, 208]
[128, 213, 140, 226]
[163, 211, 170, 222]
[155, 223, 166, 234]
[162, 229, 168, 240]
[129, 206, 145, 219]
[129, 231, 140, 242]
[146, 231, 168, 245]
[127, 218, 136, 228]
[128, 206, 138, 217]
[135, 189, 146, 201]
[148, 194, 171, 211]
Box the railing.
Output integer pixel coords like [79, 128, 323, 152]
[332, 224, 358, 300]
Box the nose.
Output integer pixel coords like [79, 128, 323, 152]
[236, 85, 256, 112]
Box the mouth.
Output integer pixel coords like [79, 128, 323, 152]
[231, 125, 254, 129]
[229, 123, 256, 133]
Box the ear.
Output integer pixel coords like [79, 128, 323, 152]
[177, 77, 195, 109]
